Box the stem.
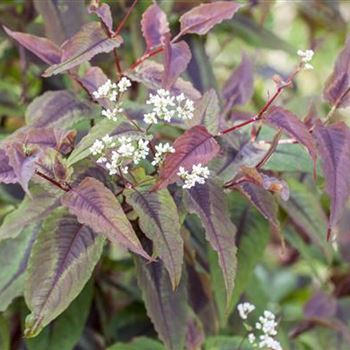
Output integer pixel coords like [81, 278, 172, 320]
[324, 86, 350, 125]
[113, 49, 122, 76]
[115, 0, 138, 36]
[35, 170, 71, 192]
[218, 117, 258, 136]
[256, 130, 282, 169]
[128, 47, 164, 71]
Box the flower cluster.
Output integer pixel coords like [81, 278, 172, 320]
[152, 143, 175, 166]
[144, 89, 194, 124]
[297, 49, 314, 70]
[177, 164, 210, 189]
[237, 302, 282, 350]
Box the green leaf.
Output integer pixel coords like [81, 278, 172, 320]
[24, 208, 104, 337]
[25, 281, 93, 350]
[135, 258, 188, 350]
[107, 337, 165, 350]
[125, 186, 183, 289]
[0, 314, 10, 350]
[205, 336, 254, 350]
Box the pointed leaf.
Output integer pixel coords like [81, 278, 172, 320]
[135, 258, 188, 350]
[89, 2, 113, 34]
[125, 187, 183, 289]
[155, 125, 220, 190]
[43, 22, 123, 77]
[3, 26, 62, 64]
[141, 3, 169, 50]
[61, 177, 150, 259]
[314, 122, 350, 238]
[0, 149, 17, 185]
[185, 180, 237, 302]
[324, 37, 350, 108]
[179, 1, 241, 36]
[24, 209, 104, 337]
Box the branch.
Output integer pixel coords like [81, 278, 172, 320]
[35, 170, 71, 192]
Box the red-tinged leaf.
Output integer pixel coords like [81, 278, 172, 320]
[125, 187, 183, 289]
[43, 22, 123, 77]
[179, 1, 241, 36]
[0, 149, 17, 185]
[222, 53, 253, 110]
[126, 60, 201, 100]
[324, 37, 350, 108]
[141, 3, 169, 50]
[3, 26, 62, 64]
[25, 90, 92, 129]
[304, 292, 337, 319]
[265, 106, 317, 167]
[24, 209, 104, 337]
[163, 37, 192, 90]
[61, 177, 151, 260]
[186, 315, 205, 350]
[314, 122, 350, 239]
[155, 125, 220, 190]
[135, 258, 188, 350]
[185, 180, 237, 303]
[89, 2, 113, 34]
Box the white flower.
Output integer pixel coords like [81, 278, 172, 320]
[256, 310, 278, 336]
[122, 166, 129, 174]
[117, 137, 135, 157]
[117, 77, 132, 92]
[90, 139, 105, 155]
[237, 302, 256, 320]
[297, 49, 314, 70]
[92, 79, 118, 101]
[102, 105, 123, 121]
[152, 142, 175, 166]
[133, 139, 150, 164]
[248, 333, 256, 345]
[176, 97, 194, 120]
[144, 112, 158, 124]
[258, 334, 282, 350]
[177, 163, 210, 189]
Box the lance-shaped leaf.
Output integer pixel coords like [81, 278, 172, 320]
[89, 2, 113, 34]
[141, 3, 169, 50]
[125, 187, 183, 289]
[3, 26, 62, 64]
[324, 37, 350, 108]
[185, 180, 237, 302]
[0, 226, 37, 312]
[135, 258, 188, 350]
[0, 183, 60, 241]
[314, 122, 350, 239]
[179, 1, 241, 36]
[24, 209, 104, 337]
[61, 177, 150, 259]
[222, 53, 253, 110]
[162, 37, 192, 89]
[264, 106, 317, 166]
[25, 91, 92, 129]
[155, 125, 220, 190]
[0, 149, 17, 185]
[43, 22, 123, 77]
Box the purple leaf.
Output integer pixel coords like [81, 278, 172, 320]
[25, 90, 92, 128]
[24, 209, 104, 337]
[89, 2, 113, 34]
[265, 106, 317, 169]
[222, 53, 253, 110]
[179, 1, 241, 36]
[141, 3, 169, 50]
[314, 122, 350, 239]
[162, 37, 192, 90]
[135, 258, 188, 350]
[185, 180, 237, 302]
[125, 187, 183, 289]
[304, 292, 337, 319]
[0, 149, 17, 185]
[154, 125, 220, 190]
[126, 60, 201, 100]
[61, 177, 151, 260]
[43, 22, 123, 77]
[324, 37, 350, 108]
[3, 26, 62, 64]
[186, 316, 205, 350]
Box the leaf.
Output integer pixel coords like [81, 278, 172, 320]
[186, 313, 205, 350]
[107, 337, 165, 350]
[24, 209, 104, 337]
[125, 186, 183, 289]
[135, 258, 188, 350]
[0, 183, 60, 241]
[222, 53, 253, 110]
[163, 37, 192, 90]
[314, 122, 350, 239]
[186, 89, 220, 134]
[324, 37, 350, 108]
[155, 125, 220, 190]
[205, 336, 253, 350]
[43, 22, 123, 77]
[0, 225, 38, 312]
[89, 2, 113, 34]
[0, 149, 17, 185]
[25, 282, 93, 350]
[25, 90, 93, 129]
[3, 26, 62, 64]
[0, 315, 10, 350]
[61, 177, 150, 260]
[179, 1, 241, 36]
[126, 60, 201, 100]
[185, 180, 237, 302]
[141, 3, 169, 50]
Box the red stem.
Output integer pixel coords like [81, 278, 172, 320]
[115, 0, 138, 36]
[35, 170, 71, 192]
[219, 117, 258, 135]
[128, 47, 164, 71]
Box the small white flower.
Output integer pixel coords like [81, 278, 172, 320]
[237, 302, 256, 320]
[90, 139, 105, 155]
[248, 333, 256, 344]
[101, 105, 123, 121]
[144, 112, 158, 124]
[177, 163, 210, 189]
[258, 334, 282, 350]
[152, 142, 175, 166]
[297, 49, 314, 70]
[92, 79, 119, 102]
[118, 137, 135, 157]
[122, 166, 129, 174]
[117, 77, 132, 92]
[133, 139, 150, 164]
[256, 310, 278, 336]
